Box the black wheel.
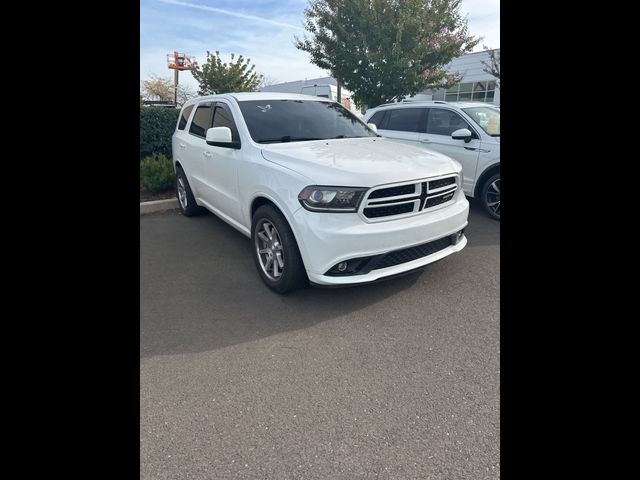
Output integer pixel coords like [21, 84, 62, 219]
[176, 165, 205, 217]
[251, 205, 308, 293]
[481, 173, 500, 220]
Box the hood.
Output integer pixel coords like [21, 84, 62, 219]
[260, 137, 461, 187]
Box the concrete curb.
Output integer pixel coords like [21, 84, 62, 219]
[140, 198, 179, 215]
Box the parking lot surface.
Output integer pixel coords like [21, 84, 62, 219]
[140, 200, 499, 479]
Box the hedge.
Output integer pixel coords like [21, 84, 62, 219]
[140, 107, 180, 160]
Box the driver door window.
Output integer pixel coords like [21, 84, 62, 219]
[212, 103, 240, 144]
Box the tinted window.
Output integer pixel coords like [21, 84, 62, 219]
[384, 108, 424, 132]
[189, 103, 213, 137]
[178, 105, 194, 130]
[426, 109, 471, 136]
[212, 104, 240, 142]
[237, 100, 378, 144]
[368, 111, 386, 127]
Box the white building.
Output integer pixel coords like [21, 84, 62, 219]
[260, 49, 499, 108]
[420, 49, 500, 105]
[260, 76, 337, 94]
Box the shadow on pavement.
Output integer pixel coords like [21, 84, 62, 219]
[141, 210, 422, 358]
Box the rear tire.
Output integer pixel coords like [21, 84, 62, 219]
[251, 205, 308, 294]
[176, 165, 205, 217]
[481, 173, 500, 220]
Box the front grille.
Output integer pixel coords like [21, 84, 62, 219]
[368, 184, 416, 199]
[429, 177, 455, 190]
[425, 190, 456, 208]
[361, 175, 458, 220]
[375, 236, 453, 270]
[363, 203, 414, 218]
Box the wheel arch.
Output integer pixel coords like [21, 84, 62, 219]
[474, 163, 500, 198]
[249, 193, 308, 266]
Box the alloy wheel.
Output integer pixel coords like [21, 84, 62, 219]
[255, 219, 284, 280]
[177, 176, 187, 210]
[485, 178, 500, 217]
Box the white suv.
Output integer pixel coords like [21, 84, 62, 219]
[363, 101, 500, 220]
[172, 93, 469, 293]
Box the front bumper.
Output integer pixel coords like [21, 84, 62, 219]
[291, 193, 469, 286]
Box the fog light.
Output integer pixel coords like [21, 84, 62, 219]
[337, 262, 348, 272]
[451, 229, 464, 245]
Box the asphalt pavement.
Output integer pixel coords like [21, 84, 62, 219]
[140, 199, 500, 479]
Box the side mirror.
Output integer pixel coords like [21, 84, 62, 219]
[206, 127, 240, 148]
[451, 128, 472, 143]
[367, 123, 378, 133]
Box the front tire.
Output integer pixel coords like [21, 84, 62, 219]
[251, 205, 308, 294]
[176, 165, 205, 217]
[481, 173, 500, 220]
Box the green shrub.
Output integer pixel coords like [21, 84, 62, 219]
[140, 107, 180, 160]
[140, 153, 175, 192]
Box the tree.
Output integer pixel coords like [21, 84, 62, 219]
[141, 74, 173, 102]
[190, 51, 263, 95]
[481, 45, 500, 86]
[259, 75, 280, 89]
[140, 74, 197, 106]
[296, 0, 479, 107]
[176, 83, 197, 106]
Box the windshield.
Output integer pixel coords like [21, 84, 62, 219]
[462, 106, 500, 136]
[237, 99, 378, 144]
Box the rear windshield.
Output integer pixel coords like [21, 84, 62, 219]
[237, 99, 377, 144]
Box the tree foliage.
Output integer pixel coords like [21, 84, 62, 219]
[141, 74, 173, 102]
[296, 0, 479, 107]
[481, 46, 500, 85]
[141, 74, 197, 106]
[191, 51, 264, 94]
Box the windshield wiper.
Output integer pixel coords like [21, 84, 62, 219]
[332, 135, 371, 139]
[258, 136, 323, 144]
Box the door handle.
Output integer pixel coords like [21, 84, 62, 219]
[179, 143, 186, 148]
[464, 146, 478, 151]
[420, 138, 431, 143]
[203, 151, 212, 157]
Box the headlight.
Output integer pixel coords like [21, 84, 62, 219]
[298, 186, 367, 212]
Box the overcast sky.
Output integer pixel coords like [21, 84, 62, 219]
[140, 0, 500, 91]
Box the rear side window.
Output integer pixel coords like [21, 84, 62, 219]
[177, 105, 194, 130]
[189, 103, 213, 138]
[212, 103, 240, 142]
[368, 111, 386, 127]
[384, 108, 425, 132]
[426, 108, 472, 136]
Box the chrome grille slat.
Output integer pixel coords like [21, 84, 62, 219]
[360, 174, 459, 221]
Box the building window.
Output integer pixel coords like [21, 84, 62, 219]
[445, 81, 497, 103]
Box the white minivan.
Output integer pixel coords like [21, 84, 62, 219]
[363, 101, 500, 220]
